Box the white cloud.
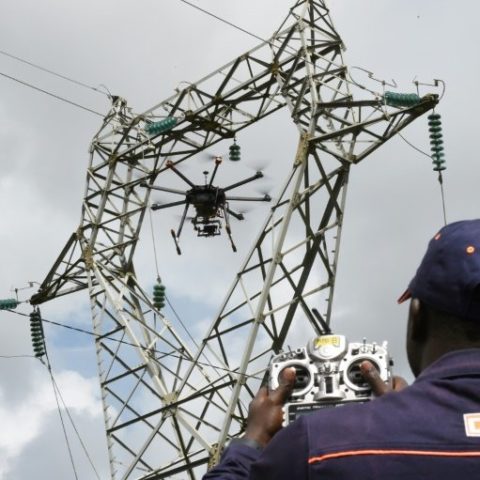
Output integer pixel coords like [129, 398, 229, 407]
[0, 367, 103, 478]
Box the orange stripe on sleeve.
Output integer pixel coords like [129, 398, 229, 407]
[308, 449, 480, 464]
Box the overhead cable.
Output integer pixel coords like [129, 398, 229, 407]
[0, 354, 36, 358]
[0, 70, 104, 117]
[177, 0, 265, 43]
[46, 362, 80, 480]
[0, 48, 109, 97]
[147, 208, 256, 395]
[6, 308, 264, 380]
[47, 363, 102, 480]
[176, 0, 381, 97]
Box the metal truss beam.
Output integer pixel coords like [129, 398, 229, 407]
[31, 1, 439, 478]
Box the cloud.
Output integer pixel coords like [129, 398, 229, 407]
[0, 366, 105, 478]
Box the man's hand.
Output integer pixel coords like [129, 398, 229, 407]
[360, 360, 408, 396]
[243, 367, 296, 447]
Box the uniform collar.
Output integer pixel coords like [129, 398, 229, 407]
[415, 348, 480, 383]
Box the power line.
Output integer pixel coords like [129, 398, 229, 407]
[397, 132, 432, 159]
[47, 361, 102, 480]
[6, 308, 264, 380]
[0, 354, 36, 358]
[0, 322, 100, 477]
[0, 48, 109, 97]
[397, 130, 448, 225]
[46, 361, 80, 480]
[6, 324, 101, 478]
[176, 0, 382, 98]
[0, 70, 104, 117]
[177, 0, 266, 43]
[10, 309, 173, 354]
[146, 207, 256, 390]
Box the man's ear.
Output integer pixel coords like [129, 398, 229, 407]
[409, 298, 428, 342]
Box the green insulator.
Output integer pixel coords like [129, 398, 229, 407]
[427, 113, 446, 171]
[30, 324, 41, 334]
[229, 142, 241, 162]
[145, 117, 177, 136]
[384, 92, 421, 108]
[29, 310, 46, 358]
[0, 298, 19, 310]
[433, 162, 446, 172]
[153, 282, 166, 310]
[431, 147, 444, 158]
[32, 339, 45, 357]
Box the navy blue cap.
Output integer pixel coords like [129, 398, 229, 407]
[398, 220, 480, 321]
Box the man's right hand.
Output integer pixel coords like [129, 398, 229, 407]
[243, 367, 296, 447]
[360, 360, 408, 396]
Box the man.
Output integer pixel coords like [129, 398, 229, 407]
[204, 219, 480, 479]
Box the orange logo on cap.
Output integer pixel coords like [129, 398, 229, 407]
[434, 233, 441, 241]
[466, 246, 476, 255]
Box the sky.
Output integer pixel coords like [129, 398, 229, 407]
[1, 0, 480, 478]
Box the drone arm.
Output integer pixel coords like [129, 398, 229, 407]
[226, 208, 245, 221]
[208, 159, 222, 187]
[146, 185, 186, 195]
[222, 171, 263, 192]
[221, 204, 237, 253]
[168, 164, 196, 187]
[225, 194, 272, 202]
[151, 200, 187, 211]
[176, 202, 190, 238]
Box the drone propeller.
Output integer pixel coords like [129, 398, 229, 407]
[198, 151, 224, 164]
[246, 159, 270, 174]
[150, 191, 176, 206]
[254, 183, 274, 199]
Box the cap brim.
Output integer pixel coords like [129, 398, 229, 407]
[397, 289, 412, 304]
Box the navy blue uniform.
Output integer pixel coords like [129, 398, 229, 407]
[204, 349, 480, 479]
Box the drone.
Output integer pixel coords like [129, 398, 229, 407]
[141, 157, 271, 254]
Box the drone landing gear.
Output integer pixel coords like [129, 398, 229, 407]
[223, 205, 237, 253]
[170, 229, 182, 255]
[225, 225, 237, 253]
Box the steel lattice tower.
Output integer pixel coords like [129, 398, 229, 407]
[31, 1, 439, 478]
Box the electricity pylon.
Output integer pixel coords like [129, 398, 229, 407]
[31, 1, 439, 478]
